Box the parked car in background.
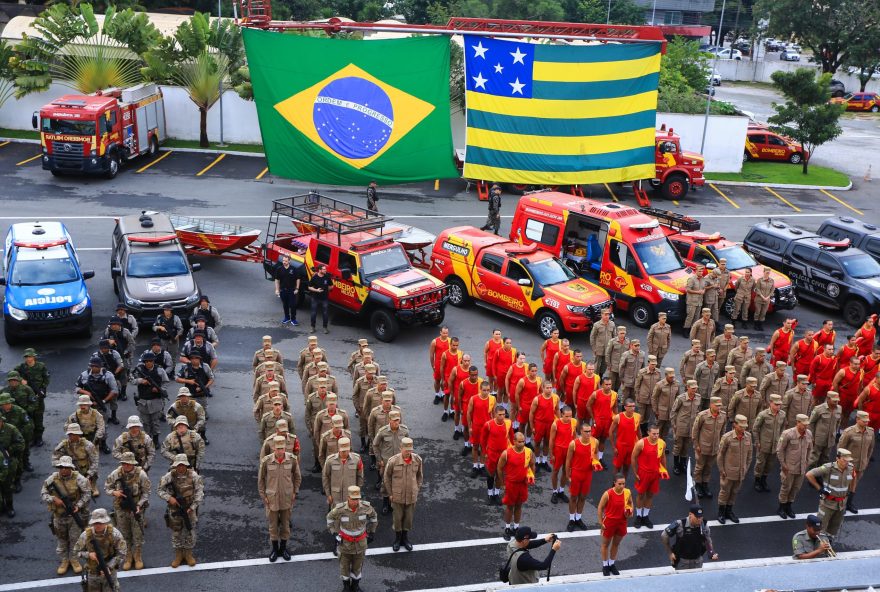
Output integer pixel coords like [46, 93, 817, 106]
[780, 49, 801, 61]
[714, 48, 743, 60]
[764, 38, 783, 51]
[830, 92, 880, 112]
[829, 79, 847, 98]
[745, 130, 809, 164]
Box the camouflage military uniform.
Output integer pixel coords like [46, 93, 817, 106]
[40, 461, 91, 569]
[104, 456, 151, 569]
[0, 418, 25, 511]
[0, 395, 33, 484]
[14, 352, 50, 444]
[73, 512, 127, 591]
[157, 456, 205, 566]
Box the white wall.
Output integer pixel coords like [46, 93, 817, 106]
[714, 58, 880, 92]
[656, 113, 749, 173]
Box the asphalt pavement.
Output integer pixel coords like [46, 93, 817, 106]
[0, 143, 879, 592]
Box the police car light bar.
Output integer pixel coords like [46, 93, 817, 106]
[127, 234, 178, 244]
[818, 239, 851, 250]
[13, 238, 68, 249]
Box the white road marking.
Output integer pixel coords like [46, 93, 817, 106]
[2, 509, 878, 591]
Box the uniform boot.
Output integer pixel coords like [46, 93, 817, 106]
[350, 579, 361, 592]
[360, 437, 368, 453]
[13, 479, 22, 494]
[134, 547, 144, 570]
[280, 540, 291, 561]
[201, 428, 209, 445]
[110, 410, 120, 425]
[717, 505, 727, 524]
[269, 540, 280, 562]
[702, 483, 713, 498]
[70, 558, 82, 574]
[402, 530, 413, 551]
[776, 503, 788, 519]
[382, 497, 391, 515]
[695, 483, 705, 498]
[754, 476, 763, 492]
[392, 531, 402, 552]
[342, 580, 351, 592]
[185, 549, 196, 567]
[727, 505, 739, 523]
[846, 492, 858, 514]
[91, 481, 100, 498]
[171, 550, 184, 568]
[56, 559, 70, 576]
[123, 551, 133, 571]
[762, 476, 772, 492]
[785, 502, 795, 519]
[100, 438, 111, 455]
[4, 496, 14, 518]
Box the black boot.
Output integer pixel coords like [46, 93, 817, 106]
[702, 483, 713, 499]
[727, 505, 739, 523]
[13, 479, 22, 494]
[269, 540, 279, 562]
[109, 410, 120, 425]
[717, 505, 727, 525]
[382, 497, 391, 515]
[342, 579, 351, 592]
[24, 460, 34, 472]
[369, 455, 377, 470]
[392, 531, 402, 552]
[360, 437, 368, 453]
[280, 539, 291, 561]
[761, 476, 771, 492]
[350, 579, 360, 592]
[785, 502, 795, 519]
[695, 483, 705, 498]
[402, 530, 413, 551]
[311, 461, 321, 473]
[777, 503, 788, 519]
[672, 456, 682, 475]
[4, 496, 14, 518]
[34, 435, 44, 447]
[201, 429, 209, 445]
[846, 492, 858, 514]
[100, 439, 111, 455]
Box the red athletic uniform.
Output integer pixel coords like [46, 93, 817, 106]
[601, 487, 633, 539]
[861, 383, 880, 430]
[482, 418, 513, 474]
[855, 318, 877, 357]
[815, 328, 836, 350]
[516, 377, 541, 427]
[493, 348, 517, 392]
[469, 394, 495, 445]
[431, 337, 450, 381]
[836, 344, 858, 373]
[502, 446, 532, 506]
[460, 378, 483, 428]
[507, 363, 527, 408]
[634, 437, 665, 495]
[543, 338, 561, 378]
[591, 389, 618, 440]
[810, 353, 837, 401]
[837, 367, 864, 422]
[554, 350, 574, 390]
[771, 328, 795, 366]
[442, 349, 464, 395]
[574, 374, 600, 422]
[532, 393, 559, 443]
[551, 417, 577, 470]
[862, 354, 880, 385]
[568, 437, 600, 497]
[791, 338, 818, 378]
[613, 413, 641, 471]
[485, 338, 504, 379]
[449, 362, 469, 411]
[562, 361, 586, 408]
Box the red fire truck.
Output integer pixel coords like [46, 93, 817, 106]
[651, 125, 705, 199]
[33, 82, 166, 179]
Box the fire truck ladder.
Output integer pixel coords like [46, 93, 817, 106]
[638, 207, 701, 232]
[268, 191, 393, 247]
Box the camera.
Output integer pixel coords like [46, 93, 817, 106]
[550, 533, 559, 543]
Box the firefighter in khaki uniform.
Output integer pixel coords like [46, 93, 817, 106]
[604, 327, 629, 391]
[373, 410, 409, 515]
[253, 335, 283, 369]
[728, 377, 764, 430]
[319, 415, 352, 466]
[73, 508, 127, 592]
[367, 392, 401, 466]
[806, 448, 855, 539]
[157, 454, 204, 568]
[617, 341, 645, 403]
[711, 325, 738, 371]
[384, 437, 423, 552]
[259, 398, 295, 444]
[651, 368, 679, 442]
[808, 392, 842, 468]
[104, 452, 151, 570]
[776, 414, 813, 519]
[753, 267, 775, 331]
[726, 336, 752, 381]
[691, 396, 727, 499]
[693, 350, 720, 411]
[260, 419, 300, 459]
[751, 394, 786, 493]
[741, 348, 773, 391]
[305, 362, 340, 405]
[258, 436, 302, 562]
[731, 268, 755, 327]
[326, 485, 378, 592]
[782, 375, 813, 429]
[635, 356, 660, 435]
[761, 362, 793, 406]
[716, 415, 753, 524]
[679, 341, 705, 384]
[41, 455, 91, 575]
[837, 410, 875, 514]
[647, 312, 671, 366]
[684, 264, 706, 334]
[590, 309, 616, 377]
[352, 364, 377, 451]
[322, 438, 364, 508]
[669, 380, 700, 476]
[711, 366, 739, 410]
[689, 309, 716, 352]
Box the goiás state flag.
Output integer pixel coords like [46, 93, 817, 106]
[462, 36, 661, 185]
[243, 29, 458, 185]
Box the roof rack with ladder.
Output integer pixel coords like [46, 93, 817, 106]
[638, 207, 701, 232]
[267, 191, 393, 247]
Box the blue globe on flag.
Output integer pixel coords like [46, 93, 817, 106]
[313, 77, 394, 159]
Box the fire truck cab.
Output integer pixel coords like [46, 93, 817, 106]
[652, 125, 705, 200]
[509, 191, 691, 327]
[34, 83, 165, 179]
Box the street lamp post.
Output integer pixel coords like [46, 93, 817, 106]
[651, 0, 657, 25]
[217, 0, 226, 147]
[700, 0, 727, 156]
[607, 0, 612, 24]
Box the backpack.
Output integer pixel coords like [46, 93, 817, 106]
[499, 549, 525, 583]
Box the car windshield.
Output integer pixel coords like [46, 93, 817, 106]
[632, 238, 685, 275]
[525, 257, 576, 286]
[361, 245, 411, 278]
[126, 252, 189, 278]
[41, 118, 95, 136]
[840, 254, 880, 279]
[11, 257, 79, 286]
[710, 245, 757, 270]
[843, 93, 854, 100]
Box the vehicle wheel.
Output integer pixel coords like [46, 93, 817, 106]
[843, 299, 868, 327]
[50, 170, 65, 177]
[789, 152, 803, 165]
[148, 136, 159, 156]
[4, 323, 19, 346]
[661, 174, 689, 200]
[105, 152, 120, 179]
[743, 151, 751, 163]
[370, 309, 399, 342]
[427, 308, 445, 326]
[832, 91, 844, 98]
[535, 310, 562, 340]
[871, 105, 879, 113]
[446, 277, 471, 307]
[629, 299, 655, 328]
[511, 184, 528, 193]
[79, 324, 93, 339]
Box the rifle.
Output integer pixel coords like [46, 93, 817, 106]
[47, 481, 86, 530]
[116, 477, 141, 523]
[169, 479, 193, 531]
[189, 369, 211, 399]
[175, 432, 196, 471]
[90, 533, 115, 586]
[136, 366, 168, 400]
[79, 380, 107, 414]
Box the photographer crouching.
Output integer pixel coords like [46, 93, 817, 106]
[503, 527, 561, 585]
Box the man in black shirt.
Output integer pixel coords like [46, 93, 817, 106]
[367, 181, 379, 213]
[308, 265, 333, 334]
[480, 185, 502, 235]
[274, 255, 302, 327]
[660, 505, 718, 569]
[506, 526, 561, 585]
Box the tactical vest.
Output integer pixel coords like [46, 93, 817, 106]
[112, 468, 145, 507]
[155, 315, 176, 339]
[122, 432, 148, 465]
[673, 519, 707, 560]
[51, 473, 84, 516]
[172, 470, 196, 502]
[106, 329, 130, 357]
[136, 364, 164, 400]
[84, 527, 118, 573]
[99, 350, 121, 374]
[85, 372, 111, 399]
[181, 366, 210, 398]
[66, 439, 91, 473]
[76, 409, 98, 438]
[196, 306, 216, 328]
[171, 431, 198, 465]
[172, 401, 199, 428]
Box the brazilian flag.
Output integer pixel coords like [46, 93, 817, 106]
[243, 29, 459, 185]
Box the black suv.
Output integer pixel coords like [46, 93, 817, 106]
[744, 220, 880, 327]
[817, 216, 880, 263]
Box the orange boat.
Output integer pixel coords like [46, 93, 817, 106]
[169, 214, 261, 254]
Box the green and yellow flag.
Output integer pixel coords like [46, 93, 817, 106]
[243, 29, 458, 185]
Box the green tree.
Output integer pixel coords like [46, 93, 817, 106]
[843, 31, 880, 92]
[490, 0, 564, 22]
[660, 37, 711, 92]
[768, 69, 845, 174]
[755, 0, 878, 73]
[577, 0, 645, 25]
[0, 41, 14, 109]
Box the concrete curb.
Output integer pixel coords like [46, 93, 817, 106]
[0, 137, 266, 158]
[707, 178, 853, 191]
[0, 137, 39, 145]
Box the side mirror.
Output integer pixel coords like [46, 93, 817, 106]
[191, 263, 202, 272]
[82, 270, 95, 280]
[340, 268, 352, 280]
[531, 285, 544, 300]
[32, 112, 39, 130]
[517, 278, 531, 286]
[830, 270, 843, 279]
[111, 267, 121, 278]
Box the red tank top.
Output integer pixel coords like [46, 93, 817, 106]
[443, 350, 463, 382]
[553, 418, 577, 452]
[432, 337, 450, 371]
[616, 413, 639, 450]
[494, 348, 517, 381]
[793, 339, 818, 376]
[575, 374, 600, 408]
[534, 394, 559, 424]
[811, 354, 837, 383]
[563, 361, 586, 404]
[507, 363, 527, 399]
[570, 438, 595, 474]
[543, 339, 561, 375]
[638, 438, 661, 472]
[505, 446, 530, 483]
[772, 329, 794, 364]
[837, 345, 858, 372]
[838, 367, 862, 399]
[461, 379, 482, 413]
[485, 338, 503, 371]
[518, 377, 541, 415]
[815, 329, 836, 349]
[864, 384, 880, 427]
[554, 350, 573, 386]
[604, 488, 631, 520]
[471, 394, 494, 428]
[593, 389, 616, 423]
[857, 327, 877, 357]
[484, 419, 512, 453]
[862, 355, 880, 384]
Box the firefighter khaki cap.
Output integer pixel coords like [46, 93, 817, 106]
[381, 390, 394, 400]
[857, 410, 870, 420]
[401, 437, 414, 450]
[267, 381, 280, 391]
[271, 396, 284, 405]
[837, 448, 853, 460]
[275, 419, 289, 432]
[315, 377, 329, 386]
[706, 349, 716, 356]
[658, 311, 667, 318]
[827, 391, 840, 401]
[735, 414, 749, 427]
[692, 339, 701, 346]
[126, 416, 143, 429]
[725, 365, 736, 372]
[308, 335, 318, 342]
[120, 451, 138, 465]
[769, 394, 783, 404]
[76, 395, 93, 406]
[66, 423, 83, 435]
[739, 336, 750, 342]
[331, 414, 344, 427]
[55, 455, 76, 469]
[755, 347, 766, 354]
[262, 335, 272, 343]
[710, 396, 722, 405]
[273, 435, 287, 448]
[389, 410, 402, 420]
[177, 387, 191, 398]
[687, 380, 698, 387]
[377, 375, 388, 383]
[172, 454, 190, 467]
[665, 367, 675, 375]
[796, 414, 810, 424]
[338, 437, 351, 451]
[364, 363, 377, 372]
[174, 415, 190, 427]
[312, 348, 324, 356]
[702, 307, 710, 313]
[797, 374, 808, 383]
[348, 485, 362, 499]
[746, 376, 758, 385]
[89, 508, 112, 525]
[358, 339, 369, 346]
[630, 339, 640, 346]
[724, 324, 734, 330]
[326, 392, 338, 403]
[776, 361, 787, 368]
[648, 355, 657, 362]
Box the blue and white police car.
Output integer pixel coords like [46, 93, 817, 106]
[1, 222, 94, 344]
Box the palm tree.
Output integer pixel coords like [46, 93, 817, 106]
[0, 41, 14, 109]
[174, 51, 229, 147]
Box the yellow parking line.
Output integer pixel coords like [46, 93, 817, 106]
[196, 153, 226, 177]
[255, 167, 269, 180]
[819, 188, 864, 216]
[709, 183, 740, 209]
[0, 141, 10, 148]
[136, 150, 173, 173]
[603, 183, 619, 202]
[16, 154, 42, 166]
[764, 186, 801, 212]
[672, 200, 680, 206]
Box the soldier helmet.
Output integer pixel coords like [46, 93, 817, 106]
[115, 303, 127, 311]
[195, 315, 208, 323]
[347, 485, 362, 500]
[273, 435, 287, 449]
[150, 337, 162, 345]
[338, 437, 351, 451]
[0, 393, 13, 405]
[275, 419, 289, 432]
[172, 454, 190, 467]
[796, 414, 810, 424]
[358, 339, 369, 346]
[768, 394, 783, 404]
[326, 393, 338, 403]
[381, 390, 394, 401]
[108, 317, 122, 326]
[89, 357, 103, 367]
[55, 455, 76, 469]
[735, 414, 749, 427]
[77, 395, 93, 406]
[192, 330, 206, 338]
[174, 415, 190, 427]
[22, 348, 38, 358]
[6, 370, 21, 381]
[187, 350, 202, 359]
[837, 448, 853, 460]
[262, 335, 273, 343]
[120, 451, 138, 466]
[126, 416, 143, 428]
[331, 414, 345, 427]
[388, 410, 401, 420]
[66, 423, 84, 435]
[177, 387, 191, 398]
[142, 352, 156, 361]
[317, 362, 329, 370]
[401, 437, 414, 450]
